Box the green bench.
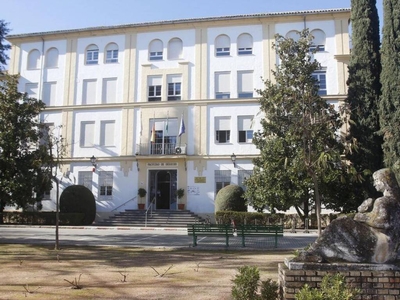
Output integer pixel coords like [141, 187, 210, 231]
[187, 224, 284, 247]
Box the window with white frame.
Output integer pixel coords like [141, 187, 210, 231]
[25, 83, 38, 98]
[215, 72, 230, 99]
[237, 71, 253, 98]
[312, 70, 327, 96]
[215, 34, 230, 56]
[80, 121, 95, 147]
[167, 74, 181, 101]
[105, 43, 119, 63]
[168, 38, 183, 60]
[82, 79, 97, 104]
[149, 39, 163, 60]
[78, 171, 93, 191]
[86, 44, 99, 65]
[99, 171, 113, 197]
[148, 76, 162, 101]
[45, 48, 59, 68]
[43, 82, 57, 106]
[215, 117, 230, 144]
[100, 120, 115, 147]
[102, 77, 117, 103]
[27, 49, 41, 70]
[238, 169, 253, 191]
[310, 29, 326, 52]
[238, 116, 253, 143]
[237, 33, 253, 55]
[215, 170, 231, 195]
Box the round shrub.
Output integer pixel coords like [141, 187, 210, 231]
[60, 185, 96, 225]
[215, 184, 247, 212]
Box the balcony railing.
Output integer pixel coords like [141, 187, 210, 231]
[136, 143, 186, 156]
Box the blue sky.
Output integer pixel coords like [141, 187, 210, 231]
[3, 0, 383, 35]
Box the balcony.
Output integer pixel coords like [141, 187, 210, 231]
[136, 143, 186, 156]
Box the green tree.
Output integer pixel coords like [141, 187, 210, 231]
[0, 20, 10, 73]
[0, 74, 52, 222]
[245, 30, 355, 235]
[379, 0, 400, 179]
[346, 0, 383, 202]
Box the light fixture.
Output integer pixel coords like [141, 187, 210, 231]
[231, 153, 236, 167]
[90, 155, 97, 172]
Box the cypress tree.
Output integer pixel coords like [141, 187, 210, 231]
[379, 0, 400, 178]
[346, 0, 383, 200]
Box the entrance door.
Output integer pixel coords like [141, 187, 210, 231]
[149, 170, 177, 210]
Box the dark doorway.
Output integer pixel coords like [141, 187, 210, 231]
[149, 170, 177, 210]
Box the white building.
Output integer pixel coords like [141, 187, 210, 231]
[6, 8, 350, 221]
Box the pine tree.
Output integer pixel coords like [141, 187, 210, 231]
[346, 0, 383, 201]
[0, 20, 10, 73]
[379, 0, 400, 178]
[245, 30, 356, 235]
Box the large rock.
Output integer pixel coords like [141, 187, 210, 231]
[295, 168, 400, 264]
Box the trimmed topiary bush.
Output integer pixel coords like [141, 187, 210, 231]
[60, 185, 96, 225]
[215, 184, 247, 212]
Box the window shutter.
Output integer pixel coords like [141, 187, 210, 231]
[83, 79, 97, 105]
[216, 117, 230, 130]
[238, 116, 252, 130]
[215, 35, 230, 48]
[168, 38, 183, 60]
[46, 48, 59, 68]
[102, 78, 117, 103]
[238, 71, 253, 93]
[215, 72, 230, 93]
[43, 82, 57, 106]
[237, 33, 252, 49]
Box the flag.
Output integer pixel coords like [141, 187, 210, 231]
[150, 123, 156, 143]
[178, 115, 185, 137]
[165, 114, 169, 133]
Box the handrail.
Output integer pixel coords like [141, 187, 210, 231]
[111, 196, 137, 212]
[145, 197, 156, 227]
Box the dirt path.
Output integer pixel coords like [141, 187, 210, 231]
[0, 244, 293, 299]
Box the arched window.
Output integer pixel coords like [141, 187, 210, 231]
[286, 30, 300, 41]
[215, 34, 230, 56]
[105, 43, 119, 63]
[237, 33, 253, 55]
[45, 48, 59, 68]
[27, 49, 40, 70]
[149, 39, 163, 61]
[310, 29, 326, 52]
[86, 44, 99, 65]
[168, 38, 183, 60]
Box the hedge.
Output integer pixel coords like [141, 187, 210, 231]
[1, 212, 86, 225]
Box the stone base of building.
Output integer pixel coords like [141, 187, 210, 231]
[278, 258, 400, 299]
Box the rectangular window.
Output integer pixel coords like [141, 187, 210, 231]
[237, 71, 253, 98]
[100, 121, 115, 147]
[167, 74, 182, 101]
[215, 117, 230, 144]
[102, 78, 117, 104]
[215, 72, 230, 99]
[149, 51, 163, 60]
[99, 171, 113, 197]
[106, 49, 118, 63]
[215, 170, 231, 195]
[238, 47, 252, 55]
[86, 49, 99, 64]
[148, 76, 162, 101]
[80, 121, 95, 147]
[78, 171, 93, 191]
[312, 70, 327, 96]
[40, 123, 54, 146]
[149, 118, 178, 155]
[216, 47, 230, 56]
[25, 83, 38, 98]
[238, 116, 253, 143]
[43, 82, 57, 106]
[82, 79, 97, 105]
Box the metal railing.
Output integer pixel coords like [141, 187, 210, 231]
[136, 143, 186, 156]
[145, 197, 156, 227]
[111, 196, 137, 212]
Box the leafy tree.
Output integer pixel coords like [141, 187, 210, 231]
[346, 0, 383, 202]
[0, 74, 52, 222]
[245, 30, 356, 235]
[379, 0, 400, 179]
[0, 20, 10, 73]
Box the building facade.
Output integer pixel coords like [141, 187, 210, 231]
[6, 9, 351, 220]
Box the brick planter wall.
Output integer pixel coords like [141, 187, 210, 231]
[278, 261, 400, 300]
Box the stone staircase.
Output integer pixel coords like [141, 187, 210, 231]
[96, 209, 205, 228]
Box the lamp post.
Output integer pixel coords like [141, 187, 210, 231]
[90, 155, 97, 172]
[231, 153, 236, 168]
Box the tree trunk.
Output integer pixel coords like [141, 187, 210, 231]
[311, 173, 322, 236]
